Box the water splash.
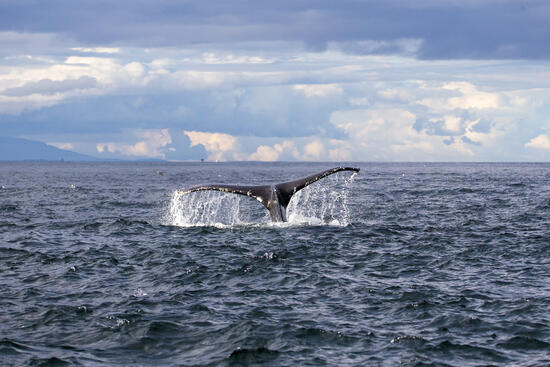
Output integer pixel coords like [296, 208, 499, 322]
[164, 189, 265, 227]
[287, 171, 357, 226]
[165, 172, 357, 227]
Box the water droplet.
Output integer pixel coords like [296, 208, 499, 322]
[133, 288, 147, 297]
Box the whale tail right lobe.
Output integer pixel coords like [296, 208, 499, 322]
[274, 166, 360, 208]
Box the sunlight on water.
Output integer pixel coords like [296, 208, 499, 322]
[165, 172, 357, 227]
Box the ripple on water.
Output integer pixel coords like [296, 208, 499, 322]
[3, 162, 550, 366]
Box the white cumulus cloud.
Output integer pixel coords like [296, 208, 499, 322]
[525, 134, 550, 150]
[248, 141, 300, 161]
[418, 81, 500, 111]
[302, 141, 325, 160]
[96, 129, 172, 158]
[184, 130, 239, 161]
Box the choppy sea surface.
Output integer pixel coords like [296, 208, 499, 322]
[1, 162, 550, 366]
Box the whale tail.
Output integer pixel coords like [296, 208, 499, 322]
[180, 166, 360, 222]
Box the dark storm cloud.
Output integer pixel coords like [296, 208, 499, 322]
[0, 0, 548, 60]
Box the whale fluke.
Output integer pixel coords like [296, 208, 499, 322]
[180, 166, 359, 222]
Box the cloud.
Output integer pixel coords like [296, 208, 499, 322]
[178, 133, 354, 162]
[0, 93, 65, 115]
[247, 138, 354, 162]
[96, 129, 172, 159]
[48, 142, 74, 151]
[202, 52, 274, 65]
[378, 88, 414, 103]
[248, 145, 280, 161]
[525, 134, 550, 150]
[416, 115, 467, 136]
[1, 1, 549, 60]
[71, 47, 120, 54]
[0, 30, 548, 162]
[302, 141, 325, 160]
[443, 82, 500, 110]
[122, 62, 146, 83]
[326, 139, 352, 161]
[1, 76, 97, 96]
[294, 83, 343, 98]
[184, 130, 239, 161]
[348, 97, 369, 106]
[0, 31, 69, 58]
[328, 147, 352, 161]
[441, 115, 462, 134]
[336, 38, 423, 57]
[418, 82, 500, 111]
[330, 107, 483, 160]
[248, 141, 299, 161]
[172, 70, 226, 90]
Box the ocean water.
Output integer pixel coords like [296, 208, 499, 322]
[1, 161, 550, 366]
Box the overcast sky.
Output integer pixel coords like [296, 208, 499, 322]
[1, 0, 549, 161]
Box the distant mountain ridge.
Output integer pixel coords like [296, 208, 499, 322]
[0, 136, 99, 161]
